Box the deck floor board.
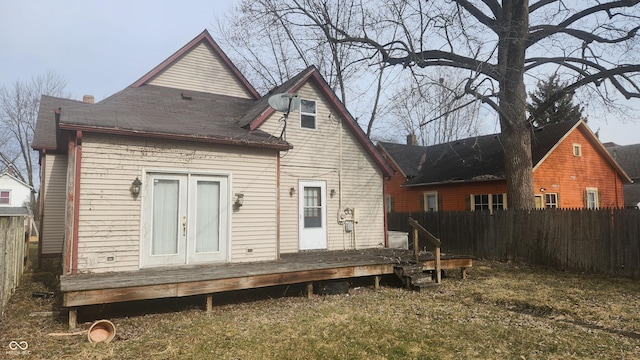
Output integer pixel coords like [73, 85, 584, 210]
[61, 248, 418, 292]
[60, 248, 473, 307]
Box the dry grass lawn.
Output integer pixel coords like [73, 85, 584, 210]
[1, 246, 639, 359]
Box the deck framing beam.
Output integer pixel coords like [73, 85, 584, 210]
[63, 264, 395, 307]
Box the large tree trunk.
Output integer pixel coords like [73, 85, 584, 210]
[502, 125, 534, 209]
[499, 0, 535, 209]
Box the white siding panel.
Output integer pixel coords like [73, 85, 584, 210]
[0, 175, 31, 207]
[77, 134, 278, 273]
[41, 154, 67, 255]
[148, 43, 253, 99]
[258, 83, 385, 253]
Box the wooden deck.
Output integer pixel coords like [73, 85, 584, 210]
[59, 248, 473, 328]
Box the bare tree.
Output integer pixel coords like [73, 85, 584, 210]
[215, 0, 392, 136]
[0, 71, 67, 195]
[263, 0, 640, 209]
[389, 69, 482, 146]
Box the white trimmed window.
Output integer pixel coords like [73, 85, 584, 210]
[545, 193, 558, 208]
[0, 190, 10, 205]
[471, 194, 490, 211]
[572, 143, 582, 157]
[423, 192, 438, 212]
[300, 99, 317, 129]
[586, 188, 599, 209]
[471, 193, 506, 214]
[492, 194, 505, 210]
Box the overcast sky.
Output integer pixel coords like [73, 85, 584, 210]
[1, 0, 638, 145]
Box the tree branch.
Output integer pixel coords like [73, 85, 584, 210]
[530, 24, 640, 46]
[454, 0, 499, 34]
[528, 0, 640, 46]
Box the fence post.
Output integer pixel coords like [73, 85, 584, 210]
[413, 227, 419, 264]
[435, 246, 441, 283]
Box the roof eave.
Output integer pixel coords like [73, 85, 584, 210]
[58, 123, 292, 151]
[403, 177, 505, 187]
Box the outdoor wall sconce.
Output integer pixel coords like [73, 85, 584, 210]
[131, 177, 142, 198]
[330, 189, 336, 198]
[289, 187, 296, 196]
[540, 187, 546, 192]
[235, 193, 244, 207]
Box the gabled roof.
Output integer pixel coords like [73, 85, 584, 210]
[49, 85, 291, 150]
[384, 133, 506, 186]
[0, 172, 33, 191]
[607, 143, 640, 207]
[33, 95, 89, 150]
[607, 143, 640, 179]
[238, 66, 315, 130]
[377, 142, 429, 178]
[239, 65, 394, 178]
[381, 119, 631, 187]
[32, 32, 393, 177]
[131, 30, 260, 100]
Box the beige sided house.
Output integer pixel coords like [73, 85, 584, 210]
[33, 30, 394, 322]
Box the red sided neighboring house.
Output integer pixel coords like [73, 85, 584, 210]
[378, 119, 632, 213]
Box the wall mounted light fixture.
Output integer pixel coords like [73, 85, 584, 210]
[235, 193, 244, 207]
[540, 187, 546, 192]
[330, 189, 336, 198]
[289, 187, 296, 196]
[131, 177, 142, 198]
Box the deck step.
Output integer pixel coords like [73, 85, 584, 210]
[410, 275, 440, 292]
[394, 265, 438, 291]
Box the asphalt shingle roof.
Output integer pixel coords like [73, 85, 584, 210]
[238, 66, 315, 129]
[607, 143, 640, 179]
[35, 85, 291, 150]
[32, 65, 392, 176]
[380, 120, 581, 186]
[33, 96, 89, 150]
[607, 143, 640, 207]
[0, 207, 29, 216]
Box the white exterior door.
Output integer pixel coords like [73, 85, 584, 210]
[187, 175, 228, 264]
[299, 181, 327, 250]
[142, 173, 228, 267]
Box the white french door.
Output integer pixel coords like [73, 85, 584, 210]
[299, 181, 327, 250]
[142, 173, 228, 267]
[187, 175, 228, 263]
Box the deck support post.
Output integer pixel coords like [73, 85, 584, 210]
[412, 228, 419, 264]
[206, 294, 213, 313]
[306, 282, 313, 299]
[374, 275, 381, 289]
[68, 308, 77, 329]
[461, 268, 467, 280]
[435, 247, 441, 284]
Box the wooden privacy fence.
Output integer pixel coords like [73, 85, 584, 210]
[0, 216, 28, 316]
[388, 209, 640, 278]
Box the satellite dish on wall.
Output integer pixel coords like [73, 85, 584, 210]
[268, 93, 300, 113]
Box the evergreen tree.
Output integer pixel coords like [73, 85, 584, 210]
[527, 75, 584, 127]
